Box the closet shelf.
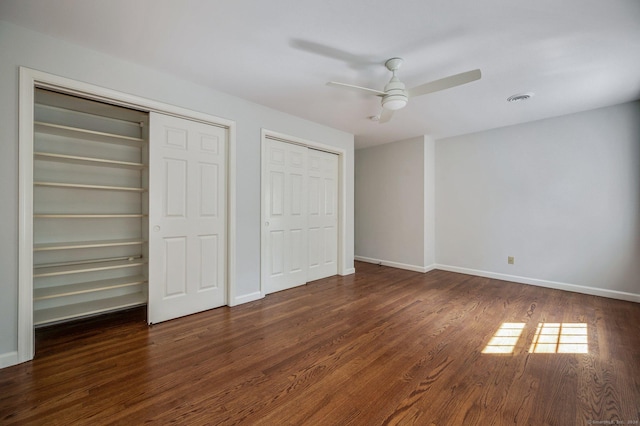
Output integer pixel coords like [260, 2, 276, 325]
[34, 152, 146, 170]
[34, 258, 147, 278]
[35, 99, 146, 128]
[34, 213, 147, 218]
[34, 293, 147, 326]
[34, 181, 147, 192]
[34, 121, 146, 147]
[34, 238, 146, 251]
[34, 275, 147, 300]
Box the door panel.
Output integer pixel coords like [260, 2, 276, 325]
[308, 227, 321, 268]
[307, 149, 339, 282]
[164, 237, 187, 296]
[199, 164, 219, 216]
[165, 159, 187, 217]
[263, 139, 308, 293]
[149, 112, 226, 323]
[270, 230, 285, 276]
[199, 234, 218, 289]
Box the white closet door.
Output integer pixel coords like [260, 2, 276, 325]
[263, 139, 308, 293]
[148, 112, 226, 323]
[307, 149, 339, 281]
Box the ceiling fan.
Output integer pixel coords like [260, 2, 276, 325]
[327, 58, 481, 123]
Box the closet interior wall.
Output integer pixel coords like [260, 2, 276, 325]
[32, 88, 149, 326]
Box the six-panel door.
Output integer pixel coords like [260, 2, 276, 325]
[307, 148, 338, 282]
[263, 139, 309, 293]
[148, 112, 226, 323]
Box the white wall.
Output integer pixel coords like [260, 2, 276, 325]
[0, 21, 354, 363]
[435, 101, 640, 300]
[355, 136, 434, 272]
[423, 136, 436, 267]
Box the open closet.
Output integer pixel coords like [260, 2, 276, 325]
[18, 68, 234, 363]
[32, 89, 149, 326]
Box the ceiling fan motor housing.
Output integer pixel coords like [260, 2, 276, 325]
[382, 77, 408, 110]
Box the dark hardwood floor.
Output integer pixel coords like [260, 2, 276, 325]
[1, 262, 639, 425]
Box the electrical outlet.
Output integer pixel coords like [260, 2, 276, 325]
[508, 256, 515, 265]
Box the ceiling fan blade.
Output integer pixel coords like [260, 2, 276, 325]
[408, 69, 481, 98]
[378, 108, 394, 124]
[327, 81, 386, 97]
[290, 39, 379, 69]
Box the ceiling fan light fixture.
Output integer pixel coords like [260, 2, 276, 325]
[382, 94, 408, 110]
[382, 75, 408, 110]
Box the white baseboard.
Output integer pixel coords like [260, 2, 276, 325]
[0, 351, 19, 369]
[435, 264, 640, 304]
[230, 291, 264, 307]
[355, 256, 436, 274]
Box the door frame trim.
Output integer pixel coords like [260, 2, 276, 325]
[260, 129, 348, 296]
[18, 67, 237, 363]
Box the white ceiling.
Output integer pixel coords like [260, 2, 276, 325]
[2, 0, 640, 148]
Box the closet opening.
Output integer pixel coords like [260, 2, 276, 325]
[18, 67, 236, 365]
[32, 88, 150, 328]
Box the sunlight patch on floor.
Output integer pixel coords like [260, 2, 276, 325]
[483, 322, 589, 354]
[482, 322, 525, 354]
[529, 323, 588, 354]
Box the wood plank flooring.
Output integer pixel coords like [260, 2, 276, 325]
[1, 262, 639, 425]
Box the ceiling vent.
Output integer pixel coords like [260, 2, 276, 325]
[507, 93, 534, 102]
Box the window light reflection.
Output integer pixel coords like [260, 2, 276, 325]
[529, 323, 588, 354]
[482, 322, 525, 354]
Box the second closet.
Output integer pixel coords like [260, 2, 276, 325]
[262, 137, 339, 294]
